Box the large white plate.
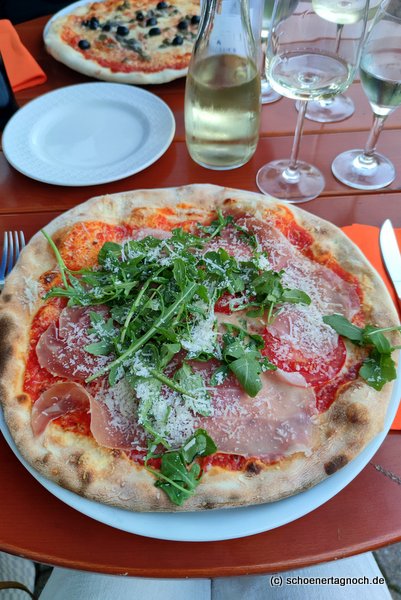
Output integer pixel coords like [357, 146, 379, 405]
[1, 362, 400, 542]
[2, 82, 175, 186]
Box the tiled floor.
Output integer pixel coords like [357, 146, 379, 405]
[374, 542, 401, 600]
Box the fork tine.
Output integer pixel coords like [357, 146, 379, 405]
[6, 231, 14, 276]
[14, 230, 21, 262]
[19, 230, 26, 250]
[0, 232, 8, 278]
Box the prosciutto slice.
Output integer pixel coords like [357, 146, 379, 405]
[31, 378, 146, 451]
[31, 381, 91, 436]
[89, 379, 146, 451]
[36, 305, 112, 380]
[189, 360, 317, 459]
[238, 217, 360, 318]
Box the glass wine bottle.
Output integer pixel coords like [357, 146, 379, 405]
[184, 0, 261, 170]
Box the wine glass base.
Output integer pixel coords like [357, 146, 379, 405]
[332, 149, 395, 190]
[295, 95, 355, 123]
[256, 159, 325, 203]
[261, 81, 282, 104]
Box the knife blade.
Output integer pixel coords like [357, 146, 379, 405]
[379, 219, 401, 307]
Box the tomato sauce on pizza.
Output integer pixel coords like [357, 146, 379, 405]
[22, 210, 366, 472]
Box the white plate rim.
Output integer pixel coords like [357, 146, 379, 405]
[1, 361, 399, 542]
[2, 82, 176, 186]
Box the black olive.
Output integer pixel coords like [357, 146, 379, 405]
[177, 20, 188, 30]
[101, 23, 111, 31]
[146, 17, 158, 26]
[149, 27, 161, 36]
[89, 16, 100, 29]
[116, 25, 130, 36]
[191, 15, 200, 25]
[81, 19, 90, 27]
[78, 39, 91, 50]
[157, 1, 168, 8]
[172, 35, 184, 45]
[136, 11, 145, 20]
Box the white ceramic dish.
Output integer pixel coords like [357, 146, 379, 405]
[1, 361, 399, 542]
[2, 82, 175, 186]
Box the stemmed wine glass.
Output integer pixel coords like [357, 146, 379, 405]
[332, 1, 401, 189]
[256, 0, 369, 203]
[260, 0, 281, 104]
[298, 0, 381, 123]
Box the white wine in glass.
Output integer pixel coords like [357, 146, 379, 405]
[260, 0, 298, 103]
[332, 2, 401, 189]
[301, 0, 382, 122]
[256, 0, 369, 202]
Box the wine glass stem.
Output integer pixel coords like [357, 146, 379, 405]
[363, 114, 387, 161]
[286, 100, 308, 179]
[261, 33, 268, 84]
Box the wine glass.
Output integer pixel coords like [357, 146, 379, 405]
[256, 0, 369, 203]
[298, 0, 381, 123]
[260, 0, 282, 104]
[332, 1, 401, 189]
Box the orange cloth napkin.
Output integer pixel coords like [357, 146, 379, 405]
[342, 224, 401, 430]
[0, 19, 46, 92]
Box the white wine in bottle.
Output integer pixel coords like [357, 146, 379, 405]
[185, 53, 260, 170]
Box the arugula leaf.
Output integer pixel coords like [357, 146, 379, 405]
[323, 314, 400, 389]
[181, 429, 217, 462]
[221, 327, 276, 397]
[174, 363, 211, 416]
[322, 314, 364, 343]
[198, 209, 234, 239]
[359, 351, 397, 391]
[146, 429, 217, 506]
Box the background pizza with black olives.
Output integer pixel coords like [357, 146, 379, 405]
[0, 185, 399, 512]
[44, 0, 200, 84]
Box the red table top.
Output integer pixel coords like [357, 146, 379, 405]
[0, 15, 400, 577]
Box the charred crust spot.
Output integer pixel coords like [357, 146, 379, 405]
[346, 403, 369, 425]
[82, 471, 93, 484]
[2, 294, 12, 303]
[16, 393, 30, 405]
[37, 453, 50, 466]
[0, 315, 15, 378]
[111, 449, 122, 458]
[41, 271, 59, 285]
[325, 427, 335, 439]
[324, 454, 348, 475]
[245, 461, 262, 476]
[67, 452, 83, 466]
[202, 501, 217, 510]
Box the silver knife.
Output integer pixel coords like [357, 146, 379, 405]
[379, 219, 401, 308]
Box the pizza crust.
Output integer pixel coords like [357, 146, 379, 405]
[0, 184, 399, 511]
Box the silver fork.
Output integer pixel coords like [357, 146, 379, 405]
[0, 231, 26, 291]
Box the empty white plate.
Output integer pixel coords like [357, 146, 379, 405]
[3, 82, 175, 186]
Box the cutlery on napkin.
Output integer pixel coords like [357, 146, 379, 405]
[380, 219, 401, 311]
[0, 19, 46, 92]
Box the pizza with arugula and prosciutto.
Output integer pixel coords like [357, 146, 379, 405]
[44, 0, 200, 84]
[0, 185, 399, 511]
